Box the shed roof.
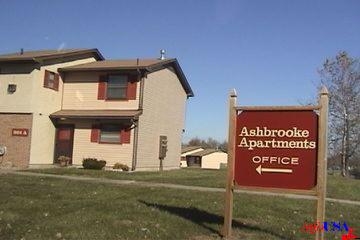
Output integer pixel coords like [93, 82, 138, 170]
[187, 149, 224, 157]
[181, 146, 204, 154]
[50, 109, 142, 120]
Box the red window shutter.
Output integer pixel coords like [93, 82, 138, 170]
[98, 75, 107, 100]
[91, 125, 100, 142]
[127, 75, 137, 100]
[54, 73, 60, 91]
[121, 128, 131, 144]
[44, 70, 50, 87]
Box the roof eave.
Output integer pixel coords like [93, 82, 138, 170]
[36, 48, 104, 62]
[0, 59, 37, 63]
[49, 109, 143, 120]
[172, 59, 194, 97]
[0, 48, 104, 64]
[58, 66, 146, 72]
[50, 115, 140, 120]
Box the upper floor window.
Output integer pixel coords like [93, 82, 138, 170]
[7, 84, 17, 94]
[97, 74, 137, 101]
[44, 70, 59, 91]
[107, 75, 128, 99]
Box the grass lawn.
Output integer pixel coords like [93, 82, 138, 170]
[27, 167, 360, 201]
[0, 173, 359, 240]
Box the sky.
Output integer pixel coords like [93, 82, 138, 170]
[1, 0, 359, 142]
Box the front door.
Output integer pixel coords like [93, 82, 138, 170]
[54, 125, 74, 164]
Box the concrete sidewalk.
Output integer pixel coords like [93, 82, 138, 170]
[4, 170, 360, 206]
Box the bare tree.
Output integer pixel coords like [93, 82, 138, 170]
[219, 140, 228, 152]
[187, 137, 202, 147]
[318, 51, 360, 177]
[203, 137, 219, 149]
[186, 137, 228, 152]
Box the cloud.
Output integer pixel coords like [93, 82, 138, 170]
[57, 42, 66, 51]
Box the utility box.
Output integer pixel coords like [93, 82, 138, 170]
[159, 135, 168, 159]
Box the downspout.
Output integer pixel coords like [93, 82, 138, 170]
[131, 67, 146, 171]
[60, 72, 65, 110]
[131, 119, 139, 171]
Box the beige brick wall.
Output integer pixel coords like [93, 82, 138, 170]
[0, 113, 33, 167]
[136, 68, 187, 170]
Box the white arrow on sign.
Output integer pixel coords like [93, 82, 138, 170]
[255, 165, 293, 175]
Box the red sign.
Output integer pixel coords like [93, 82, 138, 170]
[235, 110, 318, 190]
[12, 128, 29, 137]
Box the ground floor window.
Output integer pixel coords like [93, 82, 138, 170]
[91, 123, 131, 144]
[100, 124, 121, 143]
[186, 156, 201, 167]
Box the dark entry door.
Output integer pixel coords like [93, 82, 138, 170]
[54, 125, 74, 164]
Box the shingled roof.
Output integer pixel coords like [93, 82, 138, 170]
[181, 146, 204, 154]
[0, 48, 104, 63]
[58, 59, 172, 71]
[187, 149, 223, 157]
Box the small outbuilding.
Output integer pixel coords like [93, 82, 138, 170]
[180, 146, 204, 167]
[186, 149, 227, 169]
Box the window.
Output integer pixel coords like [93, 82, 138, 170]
[100, 124, 121, 143]
[97, 74, 137, 101]
[107, 75, 128, 99]
[91, 124, 131, 144]
[48, 72, 55, 88]
[186, 156, 201, 167]
[44, 70, 59, 91]
[7, 84, 17, 94]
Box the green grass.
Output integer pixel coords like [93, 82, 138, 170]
[26, 167, 360, 201]
[327, 174, 360, 201]
[0, 173, 359, 240]
[27, 168, 226, 188]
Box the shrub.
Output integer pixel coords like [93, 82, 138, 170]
[113, 163, 130, 171]
[82, 158, 106, 170]
[58, 156, 71, 167]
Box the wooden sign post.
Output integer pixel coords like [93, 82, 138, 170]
[223, 89, 237, 238]
[315, 87, 329, 240]
[223, 87, 329, 240]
